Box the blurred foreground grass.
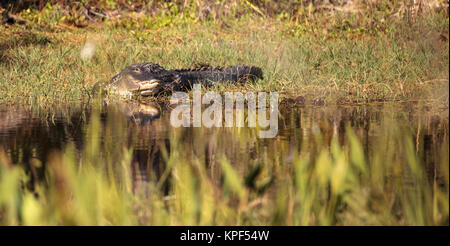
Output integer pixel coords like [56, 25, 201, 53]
[0, 108, 448, 226]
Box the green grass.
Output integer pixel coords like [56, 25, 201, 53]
[0, 0, 448, 226]
[0, 6, 448, 106]
[0, 107, 448, 225]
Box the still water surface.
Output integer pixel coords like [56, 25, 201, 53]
[0, 101, 448, 196]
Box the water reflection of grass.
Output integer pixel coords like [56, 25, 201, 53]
[0, 108, 447, 225]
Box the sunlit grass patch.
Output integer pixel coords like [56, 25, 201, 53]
[0, 10, 448, 106]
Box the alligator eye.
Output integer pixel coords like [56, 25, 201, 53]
[133, 67, 140, 72]
[111, 74, 121, 82]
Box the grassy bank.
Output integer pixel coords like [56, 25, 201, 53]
[0, 1, 448, 106]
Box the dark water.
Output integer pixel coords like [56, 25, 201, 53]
[0, 101, 448, 195]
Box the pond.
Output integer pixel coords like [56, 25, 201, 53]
[0, 100, 448, 225]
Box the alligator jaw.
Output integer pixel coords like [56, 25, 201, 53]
[128, 79, 161, 96]
[136, 79, 160, 91]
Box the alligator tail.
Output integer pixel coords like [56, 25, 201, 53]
[173, 65, 263, 87]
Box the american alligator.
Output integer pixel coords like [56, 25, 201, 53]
[98, 62, 263, 97]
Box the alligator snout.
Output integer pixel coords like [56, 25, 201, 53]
[109, 73, 162, 97]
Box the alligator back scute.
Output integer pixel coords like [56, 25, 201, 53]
[171, 65, 263, 86]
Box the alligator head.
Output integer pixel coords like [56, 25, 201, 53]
[107, 63, 166, 97]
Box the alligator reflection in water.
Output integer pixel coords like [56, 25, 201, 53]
[0, 102, 448, 197]
[0, 102, 168, 196]
[108, 101, 168, 196]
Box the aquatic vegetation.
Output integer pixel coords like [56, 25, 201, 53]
[0, 106, 447, 225]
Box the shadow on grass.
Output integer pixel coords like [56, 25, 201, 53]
[0, 30, 52, 64]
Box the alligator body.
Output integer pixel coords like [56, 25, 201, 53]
[105, 62, 263, 97]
